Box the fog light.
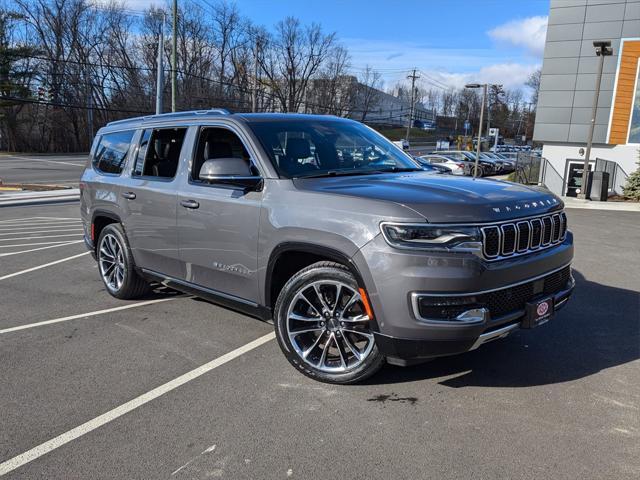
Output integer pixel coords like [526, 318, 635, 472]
[415, 295, 480, 321]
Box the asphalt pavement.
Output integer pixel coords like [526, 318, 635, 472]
[0, 154, 86, 186]
[0, 202, 638, 479]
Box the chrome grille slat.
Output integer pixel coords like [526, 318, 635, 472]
[481, 226, 501, 258]
[530, 218, 543, 249]
[481, 212, 566, 262]
[500, 224, 516, 256]
[516, 221, 531, 252]
[542, 217, 552, 245]
[551, 214, 561, 242]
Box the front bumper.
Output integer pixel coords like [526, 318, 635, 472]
[374, 274, 574, 364]
[353, 231, 574, 363]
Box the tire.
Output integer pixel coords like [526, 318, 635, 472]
[97, 223, 150, 300]
[273, 261, 385, 384]
[471, 165, 484, 177]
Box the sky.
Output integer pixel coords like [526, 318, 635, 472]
[126, 0, 551, 93]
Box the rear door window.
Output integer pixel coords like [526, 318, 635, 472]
[92, 130, 135, 175]
[132, 127, 187, 179]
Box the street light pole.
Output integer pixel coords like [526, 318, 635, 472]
[465, 83, 487, 179]
[578, 40, 613, 199]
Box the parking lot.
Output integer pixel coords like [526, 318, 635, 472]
[0, 201, 639, 479]
[0, 155, 86, 186]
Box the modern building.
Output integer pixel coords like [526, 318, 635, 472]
[534, 0, 639, 197]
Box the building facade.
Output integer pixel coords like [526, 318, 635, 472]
[534, 0, 639, 196]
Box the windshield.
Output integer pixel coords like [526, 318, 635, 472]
[247, 119, 421, 178]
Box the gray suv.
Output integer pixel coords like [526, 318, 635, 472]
[80, 110, 574, 384]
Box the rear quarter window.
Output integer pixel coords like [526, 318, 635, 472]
[92, 130, 135, 175]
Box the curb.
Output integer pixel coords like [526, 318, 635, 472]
[563, 197, 640, 212]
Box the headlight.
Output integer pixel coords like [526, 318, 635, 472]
[380, 223, 482, 252]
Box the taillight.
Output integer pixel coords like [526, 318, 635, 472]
[457, 163, 465, 168]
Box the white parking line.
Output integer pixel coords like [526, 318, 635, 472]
[0, 240, 78, 248]
[0, 296, 183, 334]
[0, 222, 81, 232]
[0, 217, 42, 224]
[0, 332, 275, 476]
[0, 251, 90, 281]
[0, 228, 83, 237]
[4, 155, 86, 167]
[0, 233, 83, 242]
[0, 217, 78, 224]
[0, 240, 84, 257]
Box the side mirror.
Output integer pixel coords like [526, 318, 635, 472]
[198, 158, 263, 190]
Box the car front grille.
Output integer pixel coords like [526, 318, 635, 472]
[415, 265, 572, 321]
[481, 211, 567, 261]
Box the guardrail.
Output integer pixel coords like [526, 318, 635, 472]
[595, 158, 629, 196]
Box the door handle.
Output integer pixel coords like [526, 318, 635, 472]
[121, 191, 136, 200]
[180, 199, 200, 209]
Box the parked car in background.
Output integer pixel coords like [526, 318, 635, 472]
[418, 162, 449, 174]
[393, 139, 409, 151]
[416, 154, 465, 175]
[413, 119, 436, 131]
[436, 150, 496, 177]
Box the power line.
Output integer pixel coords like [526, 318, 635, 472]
[0, 95, 153, 115]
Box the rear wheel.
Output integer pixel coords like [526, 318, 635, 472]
[274, 262, 384, 384]
[97, 223, 150, 299]
[470, 164, 484, 177]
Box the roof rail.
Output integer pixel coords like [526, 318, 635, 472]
[107, 108, 231, 126]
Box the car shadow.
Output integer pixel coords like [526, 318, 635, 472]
[364, 269, 640, 387]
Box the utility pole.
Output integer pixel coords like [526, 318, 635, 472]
[171, 0, 177, 112]
[405, 68, 419, 142]
[486, 87, 491, 136]
[155, 16, 164, 115]
[465, 83, 487, 179]
[252, 36, 260, 112]
[578, 40, 613, 199]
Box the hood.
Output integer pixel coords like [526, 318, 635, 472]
[293, 172, 563, 223]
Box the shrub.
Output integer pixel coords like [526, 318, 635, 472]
[622, 149, 640, 201]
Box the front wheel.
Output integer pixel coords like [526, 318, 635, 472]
[274, 261, 384, 384]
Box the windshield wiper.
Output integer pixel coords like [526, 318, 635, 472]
[369, 166, 423, 173]
[296, 170, 388, 179]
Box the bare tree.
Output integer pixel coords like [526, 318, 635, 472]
[259, 17, 336, 112]
[526, 68, 541, 106]
[355, 65, 381, 122]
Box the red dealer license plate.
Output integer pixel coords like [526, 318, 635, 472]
[522, 296, 554, 329]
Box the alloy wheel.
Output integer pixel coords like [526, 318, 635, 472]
[285, 280, 375, 373]
[98, 233, 125, 292]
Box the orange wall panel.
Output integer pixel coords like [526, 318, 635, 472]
[609, 40, 640, 145]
